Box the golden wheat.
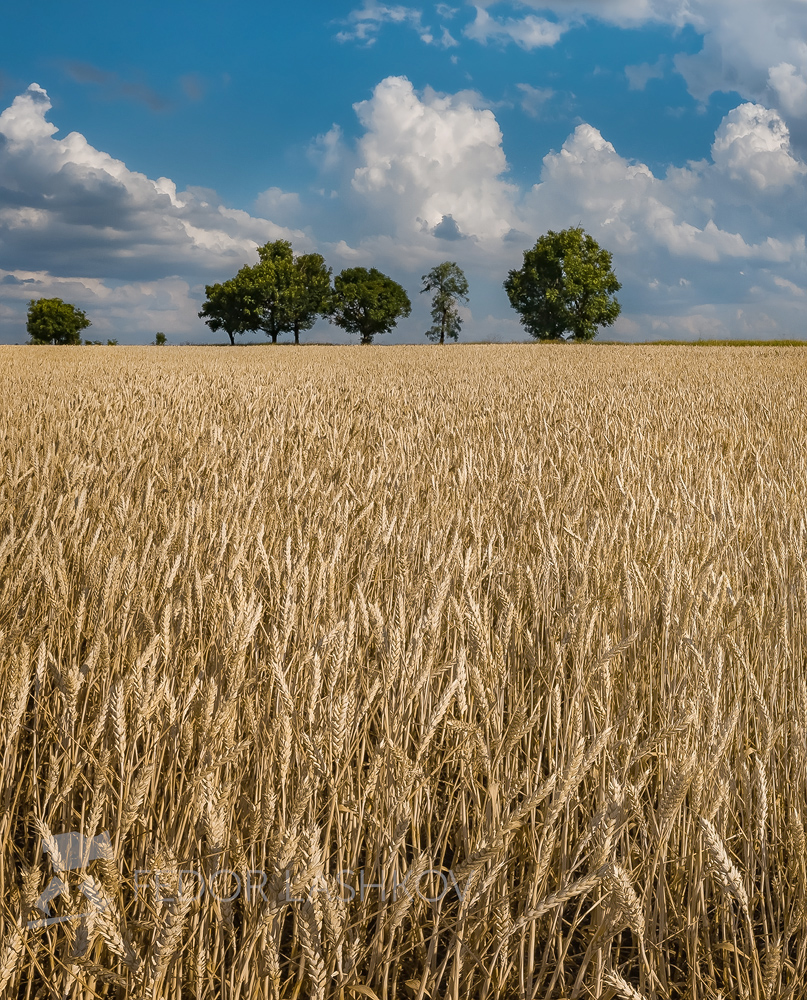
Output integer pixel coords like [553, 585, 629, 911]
[1, 343, 807, 998]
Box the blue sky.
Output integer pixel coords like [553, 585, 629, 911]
[1, 1, 805, 343]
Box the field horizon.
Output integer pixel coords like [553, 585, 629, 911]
[4, 337, 807, 349]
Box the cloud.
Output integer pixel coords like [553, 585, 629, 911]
[470, 1, 807, 143]
[179, 73, 206, 102]
[254, 187, 304, 226]
[337, 1, 462, 47]
[439, 26, 460, 47]
[0, 84, 308, 341]
[351, 76, 517, 241]
[0, 84, 303, 280]
[773, 275, 805, 297]
[63, 62, 169, 112]
[328, 76, 805, 341]
[0, 272, 37, 285]
[336, 2, 430, 44]
[309, 124, 346, 171]
[668, 2, 807, 127]
[518, 104, 806, 334]
[625, 57, 667, 91]
[516, 83, 555, 118]
[432, 214, 467, 240]
[0, 79, 804, 344]
[711, 103, 807, 189]
[768, 61, 807, 119]
[464, 7, 566, 49]
[0, 265, 207, 342]
[524, 113, 806, 259]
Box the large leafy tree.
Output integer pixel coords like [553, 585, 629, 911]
[504, 227, 621, 342]
[27, 298, 90, 345]
[251, 242, 295, 344]
[421, 261, 469, 344]
[198, 274, 254, 345]
[199, 240, 332, 345]
[286, 252, 332, 345]
[328, 267, 411, 344]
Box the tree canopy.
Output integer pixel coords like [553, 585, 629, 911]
[328, 267, 411, 344]
[251, 242, 295, 343]
[27, 298, 90, 345]
[421, 261, 469, 344]
[198, 274, 254, 345]
[199, 240, 333, 344]
[283, 251, 332, 345]
[504, 227, 621, 342]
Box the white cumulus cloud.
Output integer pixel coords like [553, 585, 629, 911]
[518, 102, 806, 336]
[768, 60, 807, 119]
[0, 83, 303, 282]
[711, 103, 807, 189]
[469, 1, 807, 138]
[0, 84, 306, 341]
[351, 76, 517, 241]
[1, 79, 805, 344]
[318, 77, 806, 341]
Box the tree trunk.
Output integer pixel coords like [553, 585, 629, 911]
[294, 323, 300, 345]
[228, 331, 235, 345]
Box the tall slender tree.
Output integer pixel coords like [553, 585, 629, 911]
[421, 262, 469, 344]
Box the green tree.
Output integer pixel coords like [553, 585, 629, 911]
[251, 241, 299, 344]
[199, 275, 254, 345]
[504, 227, 621, 342]
[200, 240, 333, 345]
[328, 267, 411, 345]
[421, 261, 469, 344]
[27, 298, 90, 345]
[154, 332, 167, 346]
[287, 252, 332, 344]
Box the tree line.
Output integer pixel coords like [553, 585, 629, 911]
[24, 227, 621, 345]
[197, 241, 471, 346]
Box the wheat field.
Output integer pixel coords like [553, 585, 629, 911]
[1, 343, 806, 1000]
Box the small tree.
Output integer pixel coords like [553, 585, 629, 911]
[504, 227, 621, 342]
[328, 267, 411, 345]
[27, 298, 90, 345]
[421, 262, 469, 344]
[154, 332, 167, 346]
